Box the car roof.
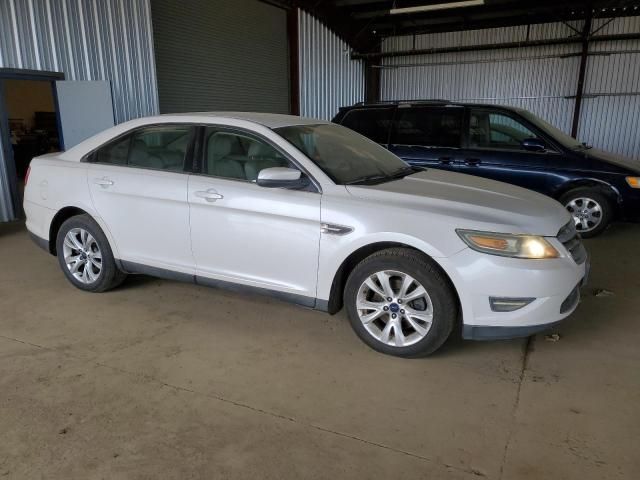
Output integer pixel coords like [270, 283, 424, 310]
[166, 111, 327, 129]
[342, 100, 521, 111]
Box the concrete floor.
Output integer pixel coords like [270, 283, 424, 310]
[0, 221, 638, 479]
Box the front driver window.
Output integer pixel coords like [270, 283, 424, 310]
[203, 128, 291, 181]
[469, 110, 542, 150]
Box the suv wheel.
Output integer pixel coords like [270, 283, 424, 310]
[56, 214, 126, 292]
[560, 188, 612, 238]
[344, 248, 457, 357]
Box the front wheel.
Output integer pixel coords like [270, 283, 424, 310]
[560, 188, 613, 238]
[344, 248, 457, 358]
[56, 214, 126, 292]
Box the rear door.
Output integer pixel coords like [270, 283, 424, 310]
[458, 108, 564, 194]
[388, 105, 464, 170]
[86, 124, 195, 274]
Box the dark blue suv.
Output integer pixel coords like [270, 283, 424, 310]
[333, 101, 640, 237]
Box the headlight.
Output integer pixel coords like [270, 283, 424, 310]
[626, 177, 640, 188]
[456, 230, 560, 259]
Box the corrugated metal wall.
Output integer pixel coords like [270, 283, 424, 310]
[380, 17, 640, 160]
[298, 9, 364, 120]
[579, 16, 640, 158]
[0, 0, 159, 222]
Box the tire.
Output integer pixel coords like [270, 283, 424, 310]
[559, 188, 613, 238]
[55, 214, 126, 292]
[344, 248, 457, 358]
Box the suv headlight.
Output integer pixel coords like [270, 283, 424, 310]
[626, 177, 640, 188]
[456, 230, 560, 259]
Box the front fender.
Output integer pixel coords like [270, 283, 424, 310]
[315, 231, 466, 302]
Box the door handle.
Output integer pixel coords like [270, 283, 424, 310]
[194, 190, 223, 202]
[465, 158, 481, 166]
[438, 157, 452, 165]
[93, 177, 114, 187]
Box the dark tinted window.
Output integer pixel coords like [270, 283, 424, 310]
[391, 107, 463, 148]
[92, 125, 191, 171]
[469, 110, 541, 150]
[95, 136, 129, 165]
[340, 108, 393, 144]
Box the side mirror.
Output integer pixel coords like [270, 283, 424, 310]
[521, 138, 546, 152]
[256, 167, 307, 189]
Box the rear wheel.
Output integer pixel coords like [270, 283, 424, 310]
[56, 214, 126, 292]
[560, 188, 612, 238]
[344, 248, 457, 357]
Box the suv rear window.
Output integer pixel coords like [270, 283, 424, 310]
[340, 108, 393, 144]
[391, 107, 463, 148]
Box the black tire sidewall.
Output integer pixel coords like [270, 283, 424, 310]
[560, 188, 612, 238]
[344, 249, 457, 358]
[55, 214, 122, 292]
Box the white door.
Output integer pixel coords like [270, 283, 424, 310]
[55, 81, 115, 149]
[188, 128, 321, 302]
[86, 124, 195, 274]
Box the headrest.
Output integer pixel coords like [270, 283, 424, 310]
[248, 140, 273, 158]
[132, 139, 147, 151]
[208, 134, 233, 159]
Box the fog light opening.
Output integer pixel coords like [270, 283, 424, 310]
[489, 297, 536, 312]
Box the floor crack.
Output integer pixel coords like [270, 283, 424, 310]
[499, 335, 535, 479]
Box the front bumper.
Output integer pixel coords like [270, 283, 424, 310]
[444, 244, 588, 341]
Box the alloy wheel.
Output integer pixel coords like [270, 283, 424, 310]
[565, 197, 603, 233]
[62, 228, 102, 284]
[356, 270, 433, 347]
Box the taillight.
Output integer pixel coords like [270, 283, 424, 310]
[24, 166, 31, 186]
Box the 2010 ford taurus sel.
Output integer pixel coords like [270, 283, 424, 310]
[24, 113, 588, 357]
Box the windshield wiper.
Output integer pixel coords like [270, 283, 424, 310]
[346, 166, 420, 185]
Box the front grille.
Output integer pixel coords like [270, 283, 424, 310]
[557, 221, 587, 264]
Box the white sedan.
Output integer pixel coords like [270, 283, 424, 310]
[24, 112, 588, 357]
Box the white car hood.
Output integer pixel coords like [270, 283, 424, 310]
[346, 169, 571, 237]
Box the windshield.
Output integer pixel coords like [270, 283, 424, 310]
[274, 123, 411, 184]
[516, 109, 586, 150]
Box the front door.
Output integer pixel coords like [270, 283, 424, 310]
[458, 108, 565, 195]
[388, 105, 465, 171]
[188, 127, 321, 302]
[86, 124, 195, 273]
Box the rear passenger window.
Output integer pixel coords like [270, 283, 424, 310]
[391, 107, 463, 148]
[94, 136, 129, 165]
[203, 128, 290, 181]
[128, 126, 190, 171]
[91, 125, 191, 172]
[340, 108, 393, 144]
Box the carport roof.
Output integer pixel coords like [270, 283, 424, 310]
[270, 0, 640, 54]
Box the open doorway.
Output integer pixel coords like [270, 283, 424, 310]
[4, 80, 60, 198]
[0, 70, 64, 219]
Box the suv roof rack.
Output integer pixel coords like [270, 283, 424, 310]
[353, 99, 452, 106]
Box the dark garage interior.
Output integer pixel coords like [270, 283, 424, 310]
[1, 1, 639, 478]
